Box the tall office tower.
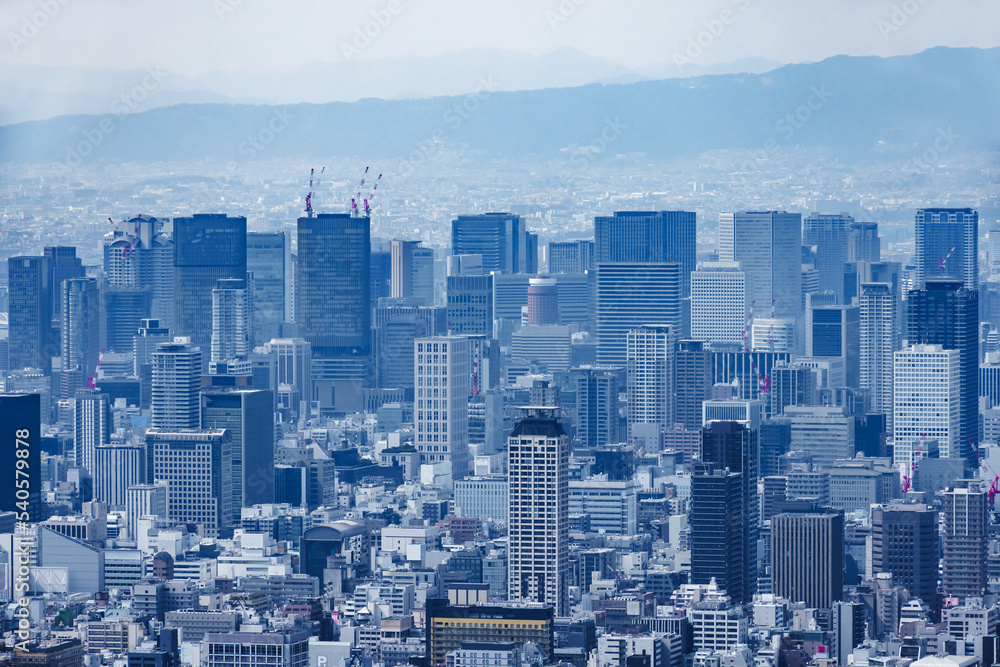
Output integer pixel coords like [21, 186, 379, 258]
[848, 222, 880, 262]
[942, 485, 988, 599]
[150, 340, 202, 429]
[8, 256, 52, 371]
[452, 213, 535, 274]
[414, 337, 471, 480]
[507, 407, 568, 616]
[61, 278, 101, 398]
[750, 318, 796, 353]
[145, 429, 232, 538]
[760, 418, 791, 477]
[690, 262, 748, 345]
[785, 405, 855, 469]
[807, 303, 860, 388]
[201, 389, 275, 518]
[376, 312, 431, 390]
[711, 345, 792, 404]
[594, 211, 696, 297]
[548, 240, 594, 274]
[803, 214, 852, 303]
[907, 281, 979, 465]
[718, 211, 802, 321]
[297, 214, 371, 411]
[210, 278, 252, 366]
[492, 273, 591, 327]
[133, 319, 170, 408]
[769, 362, 817, 416]
[693, 420, 759, 604]
[859, 283, 900, 432]
[626, 325, 674, 447]
[595, 263, 681, 366]
[246, 231, 286, 345]
[260, 338, 312, 417]
[914, 208, 978, 289]
[44, 246, 84, 320]
[73, 389, 111, 475]
[371, 246, 392, 311]
[172, 214, 247, 364]
[690, 466, 745, 601]
[446, 261, 493, 336]
[771, 512, 844, 608]
[0, 393, 42, 522]
[575, 367, 621, 448]
[391, 240, 435, 305]
[103, 216, 175, 328]
[675, 340, 713, 430]
[93, 444, 144, 510]
[871, 504, 937, 608]
[105, 287, 152, 353]
[894, 345, 960, 460]
[526, 277, 559, 326]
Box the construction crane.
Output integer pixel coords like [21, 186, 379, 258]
[901, 434, 925, 494]
[938, 244, 958, 274]
[86, 349, 106, 390]
[968, 436, 1000, 505]
[739, 301, 772, 395]
[305, 168, 315, 217]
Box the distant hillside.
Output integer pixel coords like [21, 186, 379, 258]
[1, 47, 996, 167]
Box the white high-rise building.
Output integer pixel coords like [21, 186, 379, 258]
[414, 336, 471, 480]
[718, 211, 802, 322]
[211, 278, 252, 365]
[691, 261, 748, 345]
[860, 282, 900, 433]
[151, 339, 202, 429]
[894, 344, 961, 459]
[751, 318, 796, 353]
[94, 444, 145, 510]
[508, 407, 568, 616]
[627, 325, 674, 447]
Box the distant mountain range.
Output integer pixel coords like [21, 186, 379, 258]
[1, 46, 996, 167]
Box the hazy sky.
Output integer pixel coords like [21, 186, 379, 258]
[3, 0, 999, 74]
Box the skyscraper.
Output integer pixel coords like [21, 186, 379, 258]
[61, 277, 101, 398]
[173, 214, 247, 363]
[807, 303, 860, 389]
[871, 503, 937, 608]
[526, 277, 559, 326]
[446, 263, 493, 336]
[718, 211, 802, 322]
[859, 283, 900, 431]
[690, 261, 748, 345]
[0, 393, 42, 522]
[150, 340, 202, 429]
[575, 367, 620, 448]
[675, 340, 713, 431]
[690, 467, 745, 602]
[210, 278, 252, 366]
[105, 287, 152, 353]
[8, 256, 52, 372]
[73, 390, 112, 475]
[508, 407, 568, 616]
[595, 263, 681, 367]
[548, 240, 594, 274]
[942, 485, 987, 599]
[145, 429, 232, 538]
[93, 444, 145, 510]
[771, 511, 844, 609]
[414, 337, 471, 480]
[914, 208, 978, 289]
[626, 325, 674, 447]
[594, 211, 696, 297]
[693, 420, 759, 604]
[201, 388, 275, 517]
[44, 246, 84, 320]
[894, 345, 960, 460]
[297, 214, 371, 411]
[452, 213, 535, 274]
[246, 231, 287, 345]
[847, 222, 880, 263]
[391, 240, 434, 306]
[907, 280, 979, 465]
[803, 213, 852, 303]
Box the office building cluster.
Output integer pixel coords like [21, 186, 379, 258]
[0, 205, 998, 667]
